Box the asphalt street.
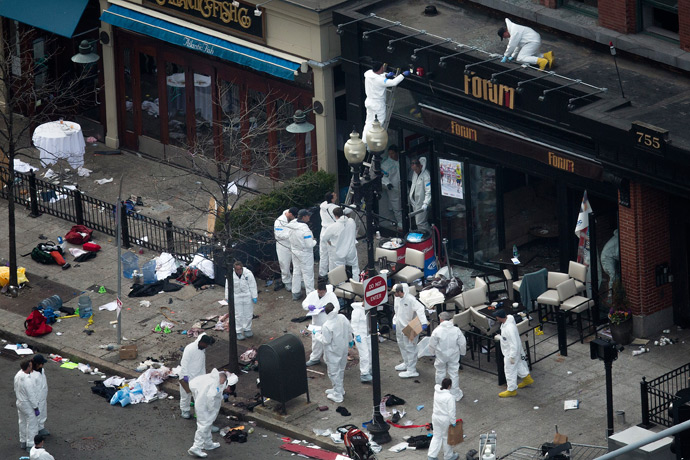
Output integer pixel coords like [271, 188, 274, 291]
[0, 354, 294, 460]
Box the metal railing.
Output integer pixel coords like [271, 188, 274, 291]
[640, 361, 690, 427]
[0, 164, 212, 263]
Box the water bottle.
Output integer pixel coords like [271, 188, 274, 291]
[57, 236, 65, 251]
[121, 252, 140, 279]
[142, 259, 156, 284]
[38, 295, 63, 310]
[512, 244, 519, 259]
[78, 294, 93, 318]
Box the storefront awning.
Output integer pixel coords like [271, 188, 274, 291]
[101, 5, 301, 81]
[0, 0, 89, 38]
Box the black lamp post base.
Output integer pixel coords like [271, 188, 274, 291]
[367, 419, 391, 444]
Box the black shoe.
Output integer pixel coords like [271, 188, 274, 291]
[274, 281, 284, 292]
[62, 263, 71, 270]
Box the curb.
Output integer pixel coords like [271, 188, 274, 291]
[0, 328, 339, 453]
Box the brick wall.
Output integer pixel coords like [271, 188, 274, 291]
[618, 182, 672, 316]
[598, 0, 638, 34]
[680, 0, 690, 52]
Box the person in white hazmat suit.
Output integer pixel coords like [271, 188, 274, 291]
[225, 260, 258, 340]
[303, 282, 339, 366]
[601, 229, 620, 291]
[274, 207, 298, 291]
[179, 333, 215, 419]
[316, 303, 353, 403]
[381, 145, 402, 230]
[350, 302, 372, 382]
[429, 312, 466, 401]
[498, 18, 554, 70]
[319, 192, 339, 277]
[30, 435, 55, 460]
[15, 359, 39, 451]
[427, 378, 459, 460]
[187, 369, 238, 458]
[362, 62, 409, 142]
[495, 309, 533, 397]
[331, 207, 360, 280]
[409, 157, 432, 232]
[393, 283, 428, 378]
[30, 355, 49, 436]
[288, 209, 317, 301]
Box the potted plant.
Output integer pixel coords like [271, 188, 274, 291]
[608, 279, 633, 345]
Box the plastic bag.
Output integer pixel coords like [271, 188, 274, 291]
[0, 266, 29, 287]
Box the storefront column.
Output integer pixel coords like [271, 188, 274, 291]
[312, 65, 337, 174]
[99, 2, 119, 149]
[618, 182, 673, 336]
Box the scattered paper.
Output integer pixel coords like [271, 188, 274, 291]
[511, 257, 520, 265]
[389, 442, 408, 453]
[94, 177, 113, 185]
[78, 167, 92, 177]
[5, 344, 34, 355]
[43, 169, 57, 180]
[99, 301, 118, 311]
[564, 400, 579, 411]
[13, 158, 38, 173]
[218, 300, 228, 306]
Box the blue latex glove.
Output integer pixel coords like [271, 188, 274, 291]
[385, 72, 395, 78]
[451, 422, 456, 427]
[183, 376, 189, 382]
[422, 324, 428, 331]
[356, 335, 362, 343]
[349, 341, 355, 348]
[392, 324, 396, 331]
[508, 56, 514, 61]
[34, 408, 40, 416]
[252, 298, 258, 304]
[501, 56, 508, 63]
[402, 70, 410, 77]
[308, 305, 317, 312]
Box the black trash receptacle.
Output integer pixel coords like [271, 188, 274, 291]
[258, 334, 310, 407]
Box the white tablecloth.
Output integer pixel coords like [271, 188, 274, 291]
[166, 73, 212, 121]
[32, 120, 86, 169]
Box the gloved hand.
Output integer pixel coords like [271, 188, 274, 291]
[402, 70, 410, 77]
[422, 324, 428, 331]
[308, 305, 317, 312]
[386, 72, 395, 78]
[34, 408, 40, 416]
[183, 376, 189, 382]
[501, 56, 508, 63]
[392, 324, 396, 331]
[356, 335, 362, 343]
[451, 422, 456, 427]
[349, 340, 355, 348]
[252, 298, 258, 304]
[510, 356, 516, 365]
[387, 183, 393, 190]
[422, 204, 428, 211]
[508, 56, 514, 61]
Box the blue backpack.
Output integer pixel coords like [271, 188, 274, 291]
[42, 307, 58, 324]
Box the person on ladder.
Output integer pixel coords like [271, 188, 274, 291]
[362, 61, 409, 142]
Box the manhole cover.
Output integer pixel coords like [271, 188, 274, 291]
[69, 437, 106, 451]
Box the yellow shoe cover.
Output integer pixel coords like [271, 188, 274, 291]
[544, 51, 554, 69]
[537, 58, 548, 70]
[499, 390, 517, 398]
[518, 374, 534, 389]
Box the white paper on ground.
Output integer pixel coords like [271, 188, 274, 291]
[99, 301, 118, 311]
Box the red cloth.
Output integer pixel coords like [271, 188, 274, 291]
[83, 242, 101, 252]
[50, 250, 66, 266]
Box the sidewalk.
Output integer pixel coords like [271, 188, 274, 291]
[2, 152, 690, 459]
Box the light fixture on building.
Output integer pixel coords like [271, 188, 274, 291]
[539, 79, 582, 102]
[410, 38, 451, 62]
[254, 0, 273, 16]
[490, 64, 527, 84]
[567, 88, 608, 111]
[463, 55, 501, 76]
[286, 101, 324, 134]
[71, 40, 100, 64]
[438, 45, 475, 69]
[343, 129, 367, 165]
[516, 71, 554, 94]
[387, 30, 427, 53]
[337, 13, 376, 36]
[362, 21, 401, 42]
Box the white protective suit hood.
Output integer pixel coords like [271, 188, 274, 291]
[334, 216, 357, 260]
[180, 333, 208, 380]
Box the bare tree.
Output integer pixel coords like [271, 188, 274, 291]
[0, 33, 95, 295]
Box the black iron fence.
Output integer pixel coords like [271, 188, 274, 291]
[640, 361, 690, 427]
[0, 164, 212, 263]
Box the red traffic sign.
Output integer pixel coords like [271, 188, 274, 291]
[364, 275, 388, 310]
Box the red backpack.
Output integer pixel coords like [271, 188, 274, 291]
[25, 309, 53, 337]
[65, 225, 93, 245]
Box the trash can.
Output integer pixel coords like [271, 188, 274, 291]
[378, 238, 406, 264]
[405, 230, 438, 277]
[258, 334, 310, 408]
[121, 252, 139, 279]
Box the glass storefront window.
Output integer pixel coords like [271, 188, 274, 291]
[393, 88, 424, 124]
[140, 52, 159, 140]
[470, 164, 498, 264]
[166, 62, 187, 147]
[193, 72, 213, 154]
[247, 88, 268, 169]
[438, 158, 468, 260]
[220, 79, 240, 162]
[276, 98, 297, 179]
[123, 47, 134, 132]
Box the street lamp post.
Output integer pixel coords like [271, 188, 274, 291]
[343, 116, 391, 444]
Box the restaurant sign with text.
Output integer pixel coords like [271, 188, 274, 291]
[422, 107, 603, 180]
[145, 0, 264, 41]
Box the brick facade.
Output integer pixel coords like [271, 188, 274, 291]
[618, 182, 672, 316]
[598, 0, 638, 34]
[680, 0, 690, 52]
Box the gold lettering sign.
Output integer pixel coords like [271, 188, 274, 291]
[463, 72, 515, 110]
[450, 121, 478, 142]
[548, 151, 574, 173]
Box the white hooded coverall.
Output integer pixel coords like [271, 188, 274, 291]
[394, 284, 429, 373]
[29, 445, 55, 460]
[319, 201, 339, 276]
[333, 216, 360, 280]
[15, 369, 40, 448]
[350, 302, 371, 376]
[381, 155, 402, 229]
[289, 219, 316, 296]
[499, 315, 529, 391]
[320, 219, 341, 272]
[302, 285, 339, 362]
[226, 267, 258, 334]
[31, 368, 48, 431]
[362, 69, 405, 142]
[179, 333, 209, 414]
[428, 384, 457, 460]
[409, 157, 432, 232]
[429, 320, 467, 401]
[502, 18, 543, 65]
[274, 210, 293, 289]
[317, 310, 353, 400]
[189, 369, 228, 452]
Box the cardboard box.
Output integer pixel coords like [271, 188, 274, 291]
[402, 316, 423, 341]
[119, 344, 138, 360]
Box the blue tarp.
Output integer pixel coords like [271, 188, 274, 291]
[100, 5, 300, 81]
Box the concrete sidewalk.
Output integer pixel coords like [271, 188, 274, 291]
[1, 153, 689, 458]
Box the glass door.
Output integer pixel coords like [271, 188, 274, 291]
[116, 34, 138, 149]
[438, 157, 468, 260]
[469, 163, 499, 264]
